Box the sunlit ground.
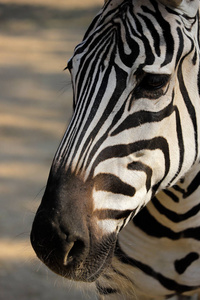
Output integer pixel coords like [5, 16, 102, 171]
[0, 1, 102, 299]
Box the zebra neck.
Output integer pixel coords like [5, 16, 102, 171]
[167, 163, 200, 204]
[148, 162, 200, 232]
[132, 162, 200, 236]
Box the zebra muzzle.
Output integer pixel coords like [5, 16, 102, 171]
[30, 174, 117, 282]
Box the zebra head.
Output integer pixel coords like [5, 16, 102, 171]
[31, 0, 200, 283]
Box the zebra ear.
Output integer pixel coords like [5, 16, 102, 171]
[158, 0, 199, 17]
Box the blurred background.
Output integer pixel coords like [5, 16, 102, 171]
[0, 1, 102, 299]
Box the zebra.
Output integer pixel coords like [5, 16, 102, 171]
[31, 0, 200, 299]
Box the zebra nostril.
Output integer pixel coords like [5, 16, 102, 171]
[63, 241, 74, 265]
[58, 225, 88, 266]
[63, 239, 86, 265]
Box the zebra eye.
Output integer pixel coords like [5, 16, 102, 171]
[133, 73, 171, 100]
[139, 73, 170, 91]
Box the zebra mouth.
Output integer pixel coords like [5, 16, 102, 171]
[31, 219, 117, 282]
[46, 241, 115, 282]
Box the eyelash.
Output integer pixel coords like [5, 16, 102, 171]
[134, 73, 170, 99]
[138, 73, 170, 91]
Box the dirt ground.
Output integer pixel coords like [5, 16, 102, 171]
[0, 1, 103, 299]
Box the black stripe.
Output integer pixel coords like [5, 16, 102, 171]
[138, 13, 161, 57]
[117, 8, 141, 67]
[163, 189, 179, 203]
[183, 171, 200, 198]
[110, 103, 174, 136]
[175, 27, 184, 67]
[79, 99, 128, 172]
[115, 241, 199, 293]
[152, 196, 200, 223]
[172, 184, 185, 194]
[94, 209, 133, 220]
[94, 173, 135, 196]
[128, 161, 152, 192]
[133, 205, 200, 240]
[66, 53, 114, 169]
[197, 61, 200, 96]
[81, 64, 128, 171]
[167, 104, 184, 186]
[75, 25, 116, 99]
[67, 31, 119, 168]
[175, 253, 199, 275]
[59, 33, 113, 164]
[142, 0, 174, 67]
[90, 137, 170, 188]
[134, 14, 155, 66]
[177, 43, 198, 164]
